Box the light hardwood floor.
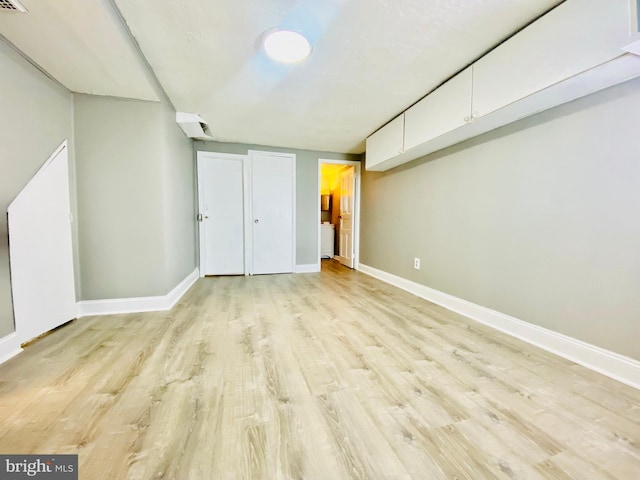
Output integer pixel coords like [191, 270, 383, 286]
[0, 260, 639, 479]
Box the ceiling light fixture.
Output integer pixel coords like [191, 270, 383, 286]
[263, 29, 311, 64]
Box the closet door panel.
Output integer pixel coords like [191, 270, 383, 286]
[250, 151, 295, 274]
[197, 153, 246, 275]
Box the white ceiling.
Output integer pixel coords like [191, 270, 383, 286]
[1, 0, 565, 153]
[0, 0, 158, 100]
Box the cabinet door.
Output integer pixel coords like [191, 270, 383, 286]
[404, 67, 472, 151]
[8, 143, 76, 343]
[365, 114, 404, 170]
[473, 0, 631, 117]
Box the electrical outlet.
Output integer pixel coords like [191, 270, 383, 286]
[414, 257, 421, 270]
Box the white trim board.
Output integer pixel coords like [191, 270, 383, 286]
[295, 264, 321, 273]
[0, 332, 23, 365]
[77, 268, 199, 317]
[358, 263, 640, 390]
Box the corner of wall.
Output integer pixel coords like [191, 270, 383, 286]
[69, 93, 82, 301]
[160, 102, 197, 293]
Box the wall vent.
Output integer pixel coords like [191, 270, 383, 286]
[176, 112, 214, 140]
[0, 0, 27, 13]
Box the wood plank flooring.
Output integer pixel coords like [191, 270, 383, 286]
[0, 260, 639, 479]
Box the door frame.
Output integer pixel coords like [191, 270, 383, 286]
[196, 151, 250, 277]
[317, 159, 362, 270]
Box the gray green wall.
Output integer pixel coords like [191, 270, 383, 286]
[161, 103, 197, 291]
[194, 141, 360, 266]
[0, 38, 194, 342]
[360, 77, 640, 361]
[74, 95, 166, 299]
[74, 94, 195, 300]
[0, 39, 74, 337]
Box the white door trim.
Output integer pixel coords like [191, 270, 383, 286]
[317, 159, 362, 270]
[196, 151, 249, 277]
[242, 154, 252, 276]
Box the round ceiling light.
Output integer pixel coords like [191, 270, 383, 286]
[263, 29, 311, 63]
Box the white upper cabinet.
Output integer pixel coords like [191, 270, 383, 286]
[365, 114, 405, 170]
[473, 0, 633, 118]
[623, 0, 640, 52]
[364, 0, 640, 172]
[404, 67, 473, 152]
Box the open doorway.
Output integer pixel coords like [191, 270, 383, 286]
[317, 159, 361, 270]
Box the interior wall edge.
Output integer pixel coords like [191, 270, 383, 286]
[68, 94, 82, 302]
[160, 101, 197, 291]
[358, 263, 640, 391]
[0, 33, 69, 93]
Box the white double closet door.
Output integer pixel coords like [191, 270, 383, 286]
[197, 150, 295, 276]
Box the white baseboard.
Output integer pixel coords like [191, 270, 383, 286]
[358, 263, 640, 390]
[296, 263, 321, 273]
[77, 268, 199, 317]
[165, 268, 200, 309]
[0, 269, 200, 365]
[0, 332, 23, 365]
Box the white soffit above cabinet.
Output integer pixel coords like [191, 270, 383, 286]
[0, 0, 159, 101]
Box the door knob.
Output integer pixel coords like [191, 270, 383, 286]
[254, 219, 259, 223]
